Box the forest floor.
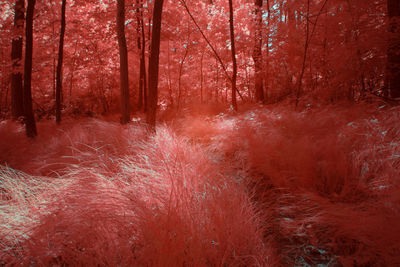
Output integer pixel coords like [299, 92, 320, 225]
[1, 100, 400, 266]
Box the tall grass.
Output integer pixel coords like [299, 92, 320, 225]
[200, 103, 400, 265]
[1, 102, 398, 266]
[0, 119, 271, 265]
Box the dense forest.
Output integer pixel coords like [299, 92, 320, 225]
[0, 0, 399, 265]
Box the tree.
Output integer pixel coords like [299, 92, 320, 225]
[146, 0, 164, 129]
[136, 0, 147, 111]
[11, 0, 24, 120]
[55, 0, 66, 124]
[265, 0, 271, 101]
[253, 0, 264, 103]
[229, 0, 238, 111]
[24, 0, 37, 138]
[117, 0, 130, 124]
[177, 23, 191, 110]
[387, 0, 400, 98]
[295, 0, 328, 106]
[296, 0, 310, 107]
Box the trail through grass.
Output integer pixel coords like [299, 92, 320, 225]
[1, 103, 400, 266]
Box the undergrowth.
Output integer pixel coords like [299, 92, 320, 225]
[1, 102, 399, 266]
[0, 119, 270, 266]
[179, 102, 400, 266]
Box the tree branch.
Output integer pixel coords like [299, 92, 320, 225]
[178, 0, 244, 101]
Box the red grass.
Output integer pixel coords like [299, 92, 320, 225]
[198, 102, 400, 265]
[0, 120, 271, 266]
[1, 102, 399, 266]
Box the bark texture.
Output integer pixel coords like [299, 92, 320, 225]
[11, 0, 25, 120]
[24, 0, 37, 138]
[56, 0, 66, 124]
[146, 0, 164, 129]
[117, 0, 131, 124]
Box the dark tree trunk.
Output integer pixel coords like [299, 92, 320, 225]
[141, 7, 148, 112]
[229, 0, 238, 111]
[146, 0, 164, 129]
[11, 0, 24, 120]
[136, 0, 142, 109]
[138, 51, 145, 110]
[24, 0, 37, 138]
[387, 0, 400, 98]
[136, 0, 147, 111]
[55, 0, 66, 124]
[253, 0, 264, 103]
[117, 0, 130, 124]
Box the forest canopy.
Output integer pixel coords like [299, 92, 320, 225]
[0, 0, 398, 127]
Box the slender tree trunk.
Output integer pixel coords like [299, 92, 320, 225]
[229, 0, 238, 111]
[253, 0, 264, 103]
[167, 39, 173, 107]
[215, 57, 219, 102]
[296, 0, 310, 107]
[177, 41, 189, 110]
[11, 0, 24, 120]
[136, 0, 142, 110]
[142, 6, 148, 112]
[387, 0, 400, 98]
[138, 63, 144, 109]
[146, 0, 164, 129]
[24, 0, 37, 137]
[179, 0, 244, 101]
[141, 52, 147, 112]
[50, 1, 57, 99]
[200, 48, 204, 103]
[265, 0, 270, 101]
[69, 41, 78, 100]
[117, 0, 130, 124]
[55, 0, 66, 124]
[52, 47, 56, 98]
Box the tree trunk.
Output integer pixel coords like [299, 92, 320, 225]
[69, 40, 78, 100]
[55, 0, 66, 124]
[180, 0, 244, 102]
[166, 39, 173, 107]
[229, 0, 238, 111]
[215, 57, 219, 101]
[265, 0, 270, 101]
[146, 0, 164, 129]
[387, 0, 400, 98]
[136, 0, 147, 111]
[11, 0, 24, 120]
[296, 0, 310, 107]
[253, 0, 264, 103]
[24, 0, 37, 137]
[141, 6, 148, 112]
[136, 0, 142, 110]
[177, 40, 189, 110]
[200, 48, 204, 103]
[117, 0, 130, 124]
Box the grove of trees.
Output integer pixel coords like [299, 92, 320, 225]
[0, 0, 399, 134]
